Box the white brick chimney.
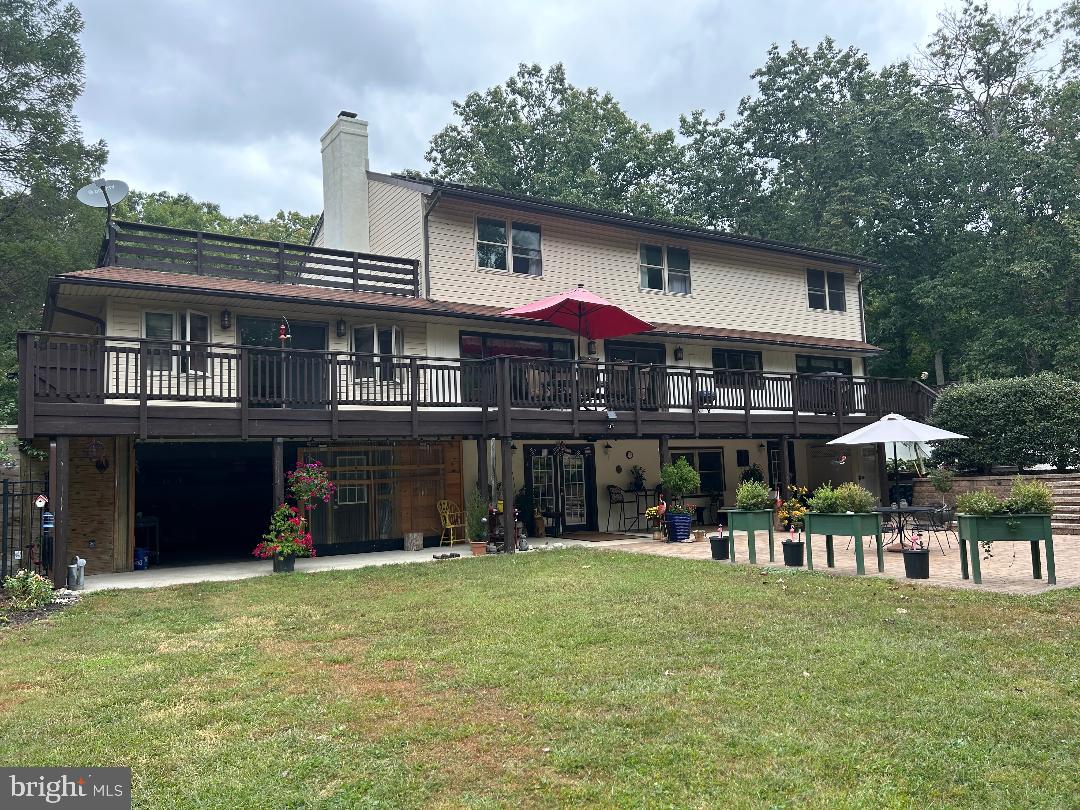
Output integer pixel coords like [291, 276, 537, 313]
[320, 111, 370, 252]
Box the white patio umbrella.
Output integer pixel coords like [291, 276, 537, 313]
[828, 413, 967, 501]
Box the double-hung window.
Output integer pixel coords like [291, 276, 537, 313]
[353, 325, 402, 382]
[144, 311, 209, 373]
[640, 245, 691, 293]
[476, 217, 542, 276]
[806, 269, 847, 311]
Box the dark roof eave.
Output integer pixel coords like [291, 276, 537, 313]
[432, 183, 882, 270]
[52, 273, 881, 356]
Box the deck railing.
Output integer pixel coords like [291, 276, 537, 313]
[101, 220, 421, 297]
[20, 331, 936, 437]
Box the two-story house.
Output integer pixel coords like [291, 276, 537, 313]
[17, 111, 934, 581]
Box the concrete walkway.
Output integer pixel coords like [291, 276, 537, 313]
[82, 536, 645, 592]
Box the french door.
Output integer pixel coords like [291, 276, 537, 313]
[239, 317, 328, 408]
[525, 444, 597, 534]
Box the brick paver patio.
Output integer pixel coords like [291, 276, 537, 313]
[605, 530, 1078, 595]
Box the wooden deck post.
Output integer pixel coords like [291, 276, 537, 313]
[501, 437, 514, 552]
[476, 438, 489, 502]
[659, 435, 671, 469]
[877, 443, 890, 505]
[18, 333, 33, 439]
[272, 438, 284, 505]
[48, 437, 69, 588]
[778, 436, 791, 500]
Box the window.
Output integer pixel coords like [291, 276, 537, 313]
[640, 244, 691, 293]
[144, 310, 209, 373]
[459, 332, 573, 360]
[179, 312, 209, 374]
[353, 325, 402, 381]
[795, 355, 853, 375]
[476, 217, 542, 275]
[806, 268, 846, 311]
[144, 312, 174, 373]
[712, 349, 762, 371]
[335, 455, 369, 505]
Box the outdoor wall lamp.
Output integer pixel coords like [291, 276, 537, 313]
[510, 442, 518, 452]
[674, 346, 684, 361]
[336, 319, 347, 338]
[603, 442, 613, 454]
[586, 340, 597, 356]
[219, 309, 232, 330]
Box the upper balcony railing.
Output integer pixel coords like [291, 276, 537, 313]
[100, 220, 421, 297]
[19, 332, 937, 439]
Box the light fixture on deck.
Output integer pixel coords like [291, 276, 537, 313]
[586, 340, 597, 356]
[336, 319, 347, 338]
[220, 309, 232, 330]
[674, 345, 684, 361]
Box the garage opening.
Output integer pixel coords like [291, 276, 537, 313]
[135, 441, 272, 566]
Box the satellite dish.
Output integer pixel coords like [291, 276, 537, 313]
[77, 178, 129, 209]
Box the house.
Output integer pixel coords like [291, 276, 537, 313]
[17, 111, 935, 583]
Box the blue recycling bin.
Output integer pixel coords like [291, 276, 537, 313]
[134, 548, 150, 570]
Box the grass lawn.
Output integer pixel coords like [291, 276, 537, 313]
[1, 549, 1076, 808]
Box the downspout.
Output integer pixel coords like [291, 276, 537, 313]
[856, 267, 869, 376]
[421, 189, 443, 300]
[43, 280, 106, 333]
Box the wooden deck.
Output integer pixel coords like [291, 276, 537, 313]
[20, 331, 935, 441]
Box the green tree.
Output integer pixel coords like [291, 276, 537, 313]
[0, 0, 105, 423]
[425, 63, 682, 219]
[116, 190, 319, 243]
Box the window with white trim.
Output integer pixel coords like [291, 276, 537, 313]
[476, 217, 542, 275]
[353, 325, 402, 382]
[639, 244, 691, 293]
[143, 310, 209, 373]
[806, 269, 846, 311]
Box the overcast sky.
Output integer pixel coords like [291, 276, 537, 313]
[74, 0, 1056, 218]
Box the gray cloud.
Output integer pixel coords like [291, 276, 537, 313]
[74, 0, 1057, 217]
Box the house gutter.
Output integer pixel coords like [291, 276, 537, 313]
[421, 189, 443, 299]
[43, 278, 106, 333]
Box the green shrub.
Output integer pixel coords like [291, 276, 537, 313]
[807, 483, 843, 513]
[1004, 477, 1054, 515]
[835, 482, 877, 513]
[661, 457, 701, 503]
[3, 569, 54, 611]
[735, 480, 772, 511]
[930, 373, 1080, 471]
[955, 489, 1006, 516]
[929, 467, 954, 494]
[465, 488, 489, 542]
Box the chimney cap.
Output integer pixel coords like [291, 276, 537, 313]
[338, 110, 358, 119]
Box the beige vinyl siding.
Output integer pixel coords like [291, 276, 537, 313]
[427, 198, 865, 342]
[368, 179, 423, 263]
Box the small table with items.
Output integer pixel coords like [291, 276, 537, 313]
[874, 505, 939, 543]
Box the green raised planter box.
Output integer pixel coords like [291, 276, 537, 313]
[726, 509, 775, 564]
[803, 512, 884, 576]
[957, 513, 1055, 586]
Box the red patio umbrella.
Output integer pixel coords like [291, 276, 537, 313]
[501, 284, 653, 356]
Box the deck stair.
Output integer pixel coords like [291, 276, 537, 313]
[1047, 474, 1080, 536]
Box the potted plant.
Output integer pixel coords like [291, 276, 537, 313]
[739, 463, 765, 484]
[465, 488, 489, 556]
[956, 478, 1056, 585]
[660, 458, 700, 543]
[709, 526, 730, 560]
[803, 482, 884, 575]
[776, 485, 809, 567]
[929, 467, 954, 506]
[253, 503, 316, 572]
[644, 504, 666, 541]
[629, 465, 647, 492]
[253, 460, 334, 572]
[726, 479, 776, 563]
[901, 532, 930, 579]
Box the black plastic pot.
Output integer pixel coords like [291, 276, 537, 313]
[709, 534, 730, 560]
[782, 540, 805, 567]
[273, 554, 296, 573]
[903, 549, 930, 579]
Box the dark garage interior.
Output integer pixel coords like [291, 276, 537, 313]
[135, 441, 273, 566]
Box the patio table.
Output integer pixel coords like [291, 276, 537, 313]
[874, 505, 938, 542]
